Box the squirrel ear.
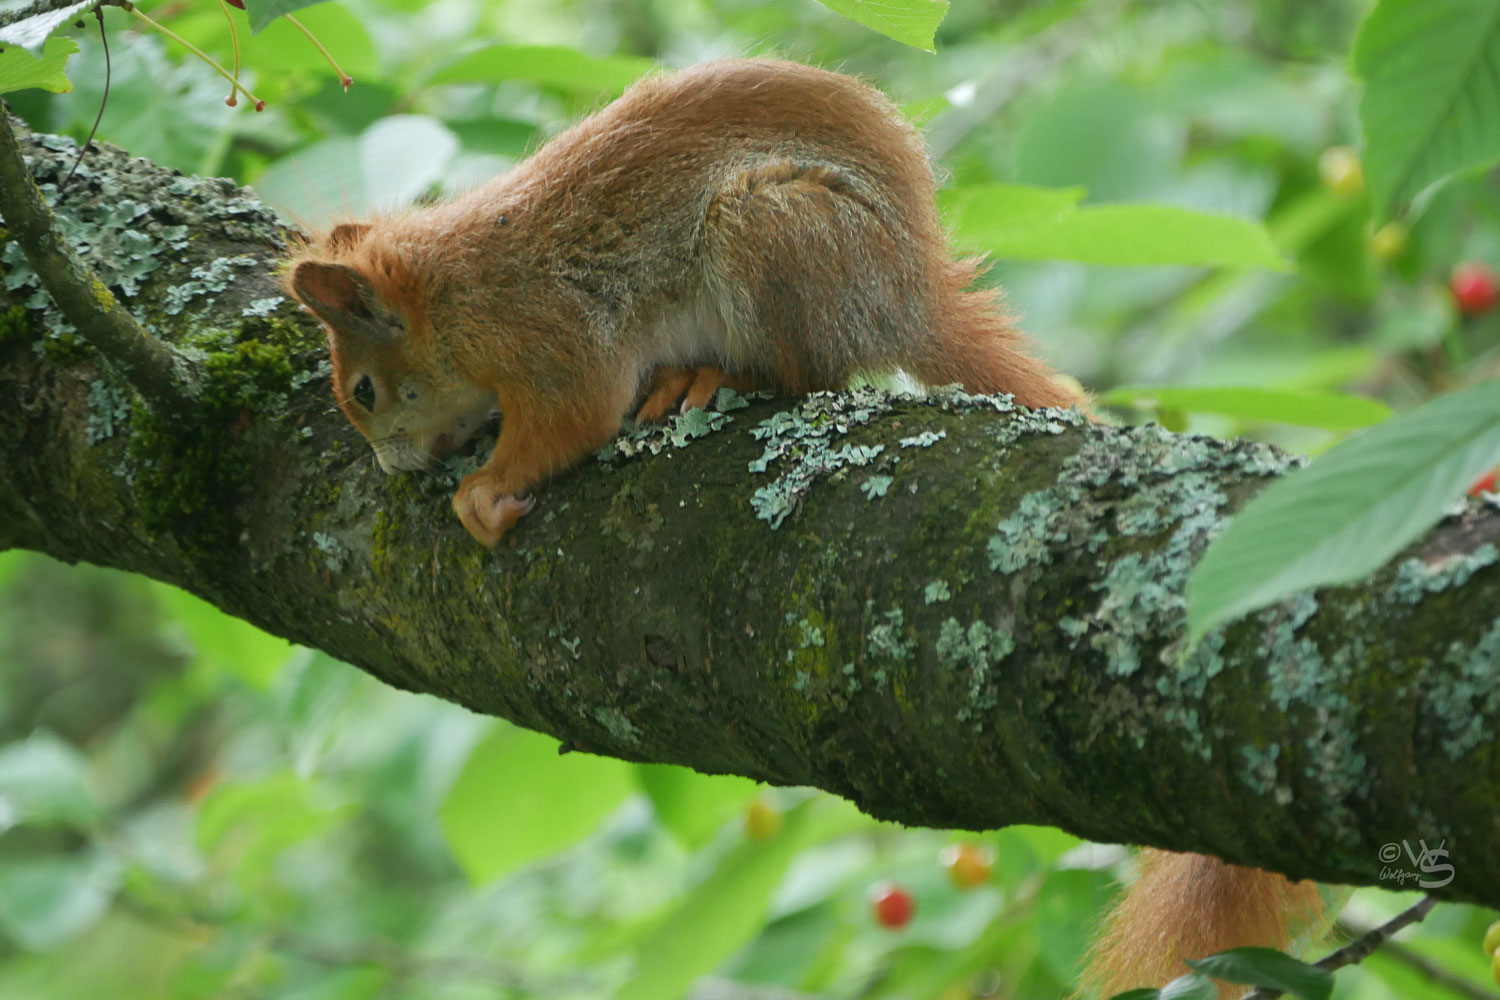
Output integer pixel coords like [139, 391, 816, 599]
[291, 261, 403, 344]
[326, 223, 371, 252]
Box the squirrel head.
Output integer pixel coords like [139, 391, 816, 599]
[289, 224, 494, 474]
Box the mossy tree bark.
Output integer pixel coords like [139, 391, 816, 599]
[2, 129, 1497, 908]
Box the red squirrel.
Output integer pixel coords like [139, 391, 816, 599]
[286, 57, 1312, 993]
[285, 58, 1084, 547]
[1082, 852, 1322, 997]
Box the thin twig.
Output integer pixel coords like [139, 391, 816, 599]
[1331, 918, 1498, 1000]
[215, 0, 241, 107]
[124, 2, 264, 110]
[1244, 896, 1441, 1000]
[56, 5, 109, 195]
[0, 110, 194, 410]
[285, 13, 352, 89]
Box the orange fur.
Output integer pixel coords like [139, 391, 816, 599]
[285, 58, 1086, 547]
[637, 366, 762, 420]
[1080, 850, 1323, 999]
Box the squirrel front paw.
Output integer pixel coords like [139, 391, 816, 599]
[454, 475, 536, 548]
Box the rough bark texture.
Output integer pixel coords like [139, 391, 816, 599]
[1, 130, 1497, 907]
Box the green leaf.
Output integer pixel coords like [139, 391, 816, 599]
[0, 852, 120, 951]
[813, 0, 951, 52]
[426, 45, 656, 94]
[1102, 386, 1392, 431]
[253, 135, 360, 228]
[1353, 0, 1500, 218]
[635, 763, 761, 848]
[196, 773, 348, 855]
[195, 773, 353, 907]
[439, 725, 634, 884]
[1032, 868, 1112, 983]
[995, 203, 1288, 270]
[0, 731, 101, 830]
[1011, 80, 1176, 202]
[0, 36, 77, 94]
[244, 0, 334, 34]
[1157, 975, 1218, 1000]
[0, 0, 92, 54]
[724, 904, 841, 989]
[938, 183, 1085, 241]
[276, 650, 360, 775]
[1185, 948, 1333, 1000]
[1188, 379, 1500, 642]
[0, 548, 30, 592]
[152, 582, 296, 688]
[357, 115, 460, 208]
[272, 967, 388, 1000]
[248, 2, 378, 84]
[254, 116, 459, 228]
[616, 805, 812, 1000]
[56, 35, 232, 177]
[943, 185, 1287, 270]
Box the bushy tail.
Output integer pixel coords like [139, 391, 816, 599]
[908, 258, 1089, 410]
[1079, 850, 1323, 999]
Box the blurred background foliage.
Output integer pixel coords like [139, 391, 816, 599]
[2, 0, 1499, 998]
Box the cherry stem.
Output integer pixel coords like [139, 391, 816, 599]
[57, 7, 111, 196]
[123, 3, 265, 110]
[285, 14, 353, 90]
[215, 0, 242, 107]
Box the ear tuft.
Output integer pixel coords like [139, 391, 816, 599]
[291, 261, 367, 316]
[290, 261, 402, 343]
[327, 222, 372, 252]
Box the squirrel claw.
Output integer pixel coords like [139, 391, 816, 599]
[680, 366, 731, 413]
[454, 477, 535, 548]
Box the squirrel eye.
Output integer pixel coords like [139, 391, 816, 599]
[353, 375, 376, 411]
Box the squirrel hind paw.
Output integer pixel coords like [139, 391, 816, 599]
[454, 479, 535, 548]
[680, 367, 734, 413]
[636, 367, 698, 422]
[637, 366, 761, 421]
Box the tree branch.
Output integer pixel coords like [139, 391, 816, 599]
[0, 110, 194, 412]
[1331, 916, 1499, 1000]
[1245, 897, 1440, 1000]
[2, 131, 1497, 908]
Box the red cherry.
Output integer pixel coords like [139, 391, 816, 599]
[1469, 469, 1498, 496]
[1450, 261, 1500, 316]
[223, 0, 245, 7]
[870, 883, 915, 929]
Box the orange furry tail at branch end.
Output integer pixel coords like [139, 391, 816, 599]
[1079, 849, 1324, 999]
